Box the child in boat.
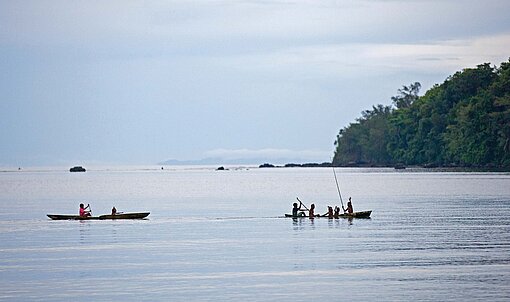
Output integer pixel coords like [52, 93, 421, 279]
[292, 202, 305, 217]
[324, 206, 334, 218]
[308, 203, 316, 218]
[344, 197, 354, 214]
[79, 203, 91, 217]
[334, 206, 340, 218]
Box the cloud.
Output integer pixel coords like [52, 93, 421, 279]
[215, 33, 510, 78]
[3, 1, 509, 50]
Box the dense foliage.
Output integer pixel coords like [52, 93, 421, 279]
[333, 59, 510, 169]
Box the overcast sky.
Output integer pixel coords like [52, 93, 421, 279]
[1, 0, 509, 166]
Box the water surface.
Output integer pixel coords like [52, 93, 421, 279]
[1, 167, 509, 301]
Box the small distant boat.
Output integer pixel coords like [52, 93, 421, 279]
[285, 210, 372, 219]
[70, 166, 86, 172]
[47, 212, 150, 220]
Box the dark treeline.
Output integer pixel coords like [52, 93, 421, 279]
[333, 59, 510, 169]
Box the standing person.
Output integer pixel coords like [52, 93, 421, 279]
[111, 207, 117, 215]
[344, 197, 354, 214]
[79, 203, 91, 217]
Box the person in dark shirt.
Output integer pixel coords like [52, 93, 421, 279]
[292, 202, 304, 217]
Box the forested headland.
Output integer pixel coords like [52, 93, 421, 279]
[333, 59, 510, 169]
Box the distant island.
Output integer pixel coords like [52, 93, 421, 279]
[160, 157, 326, 166]
[332, 59, 510, 170]
[259, 162, 334, 168]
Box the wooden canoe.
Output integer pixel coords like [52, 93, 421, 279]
[47, 212, 150, 220]
[285, 210, 372, 219]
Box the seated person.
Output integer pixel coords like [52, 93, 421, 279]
[324, 206, 334, 218]
[292, 202, 305, 217]
[308, 203, 317, 218]
[79, 203, 91, 217]
[345, 197, 354, 214]
[334, 206, 340, 218]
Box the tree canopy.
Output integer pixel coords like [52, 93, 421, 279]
[333, 59, 510, 169]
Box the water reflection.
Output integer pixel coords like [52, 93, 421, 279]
[292, 217, 317, 230]
[79, 221, 90, 243]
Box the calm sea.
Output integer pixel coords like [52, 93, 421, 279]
[0, 166, 509, 301]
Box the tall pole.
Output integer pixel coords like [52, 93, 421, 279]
[333, 168, 345, 210]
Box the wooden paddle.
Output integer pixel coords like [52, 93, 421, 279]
[296, 197, 309, 211]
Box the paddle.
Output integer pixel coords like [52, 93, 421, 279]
[296, 197, 309, 211]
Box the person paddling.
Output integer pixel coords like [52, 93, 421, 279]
[79, 203, 91, 217]
[344, 197, 354, 214]
[292, 202, 305, 217]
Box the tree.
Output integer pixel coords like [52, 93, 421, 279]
[333, 104, 393, 166]
[333, 59, 510, 169]
[391, 82, 421, 109]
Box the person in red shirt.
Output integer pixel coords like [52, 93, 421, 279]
[79, 203, 91, 217]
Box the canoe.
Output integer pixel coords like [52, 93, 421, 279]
[98, 212, 150, 220]
[47, 212, 150, 220]
[338, 210, 372, 218]
[285, 210, 372, 219]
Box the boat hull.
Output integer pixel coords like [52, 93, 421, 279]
[285, 210, 372, 219]
[47, 212, 150, 220]
[338, 210, 372, 218]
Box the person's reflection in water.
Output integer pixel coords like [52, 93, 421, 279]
[79, 221, 90, 243]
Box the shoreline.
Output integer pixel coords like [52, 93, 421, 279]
[258, 162, 510, 172]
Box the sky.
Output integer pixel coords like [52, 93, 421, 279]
[1, 0, 510, 166]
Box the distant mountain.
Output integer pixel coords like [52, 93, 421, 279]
[160, 157, 325, 166]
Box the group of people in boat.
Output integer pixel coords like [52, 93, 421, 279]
[79, 203, 118, 217]
[292, 197, 354, 218]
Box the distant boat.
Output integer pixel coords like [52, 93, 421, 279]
[70, 166, 86, 172]
[47, 212, 150, 220]
[394, 164, 406, 170]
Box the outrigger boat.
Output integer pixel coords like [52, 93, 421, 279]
[47, 212, 150, 220]
[286, 168, 373, 219]
[285, 210, 372, 219]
